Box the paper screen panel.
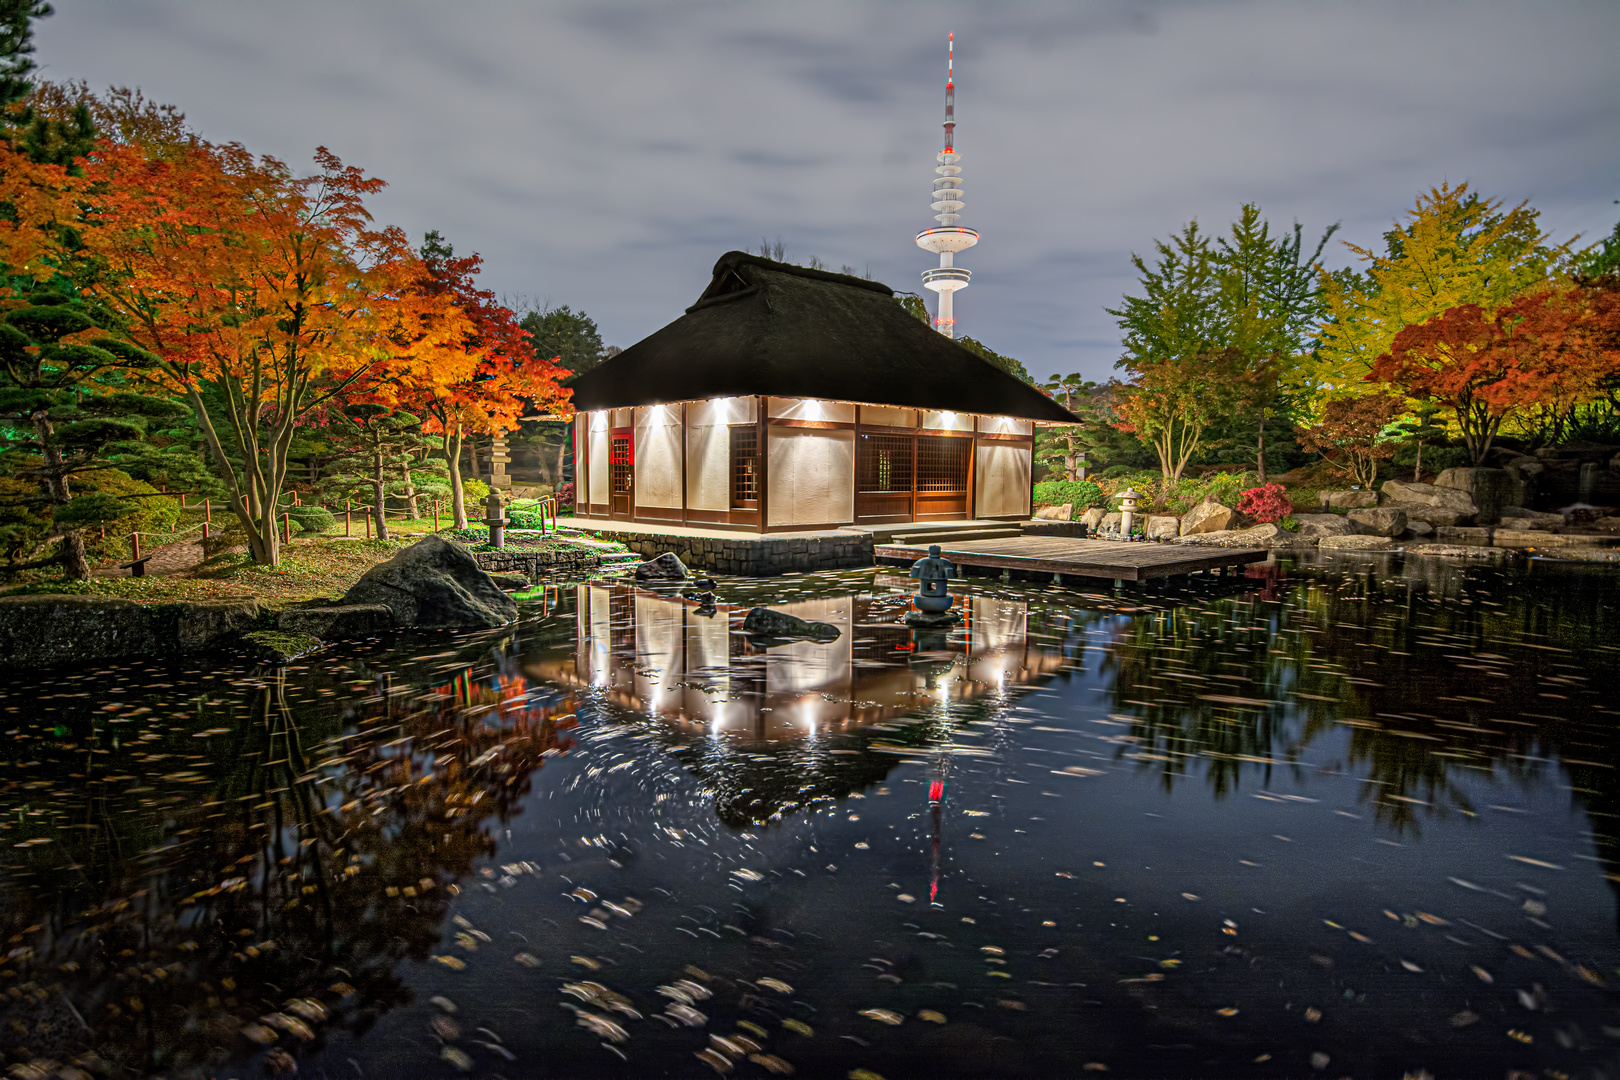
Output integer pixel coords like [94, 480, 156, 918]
[767, 429, 855, 527]
[921, 409, 973, 432]
[633, 406, 682, 509]
[978, 415, 1033, 435]
[588, 417, 610, 505]
[859, 405, 918, 428]
[975, 442, 1031, 517]
[684, 399, 731, 512]
[767, 397, 856, 423]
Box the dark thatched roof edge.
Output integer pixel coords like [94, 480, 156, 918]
[570, 251, 1079, 423]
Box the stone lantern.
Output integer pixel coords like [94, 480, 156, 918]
[484, 491, 509, 550]
[905, 544, 961, 627]
[1116, 487, 1142, 539]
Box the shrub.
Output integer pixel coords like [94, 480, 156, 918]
[1236, 482, 1292, 524]
[461, 477, 491, 512]
[286, 506, 336, 534]
[556, 481, 575, 508]
[1032, 479, 1104, 509]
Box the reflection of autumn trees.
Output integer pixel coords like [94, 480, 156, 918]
[1105, 562, 1620, 838]
[0, 656, 573, 1077]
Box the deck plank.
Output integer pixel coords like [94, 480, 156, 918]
[873, 536, 1266, 581]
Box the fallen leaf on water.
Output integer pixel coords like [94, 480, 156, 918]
[329, 982, 356, 996]
[848, 1070, 885, 1080]
[732, 869, 764, 882]
[783, 1018, 814, 1037]
[757, 978, 793, 994]
[1472, 966, 1494, 983]
[1507, 1029, 1533, 1044]
[750, 1052, 795, 1075]
[1303, 1007, 1321, 1023]
[1400, 960, 1424, 973]
[576, 1011, 629, 1043]
[431, 1015, 461, 1040]
[859, 1008, 903, 1026]
[440, 1046, 474, 1073]
[514, 952, 540, 968]
[241, 1022, 277, 1045]
[917, 1010, 946, 1024]
[570, 955, 601, 970]
[1450, 1010, 1479, 1028]
[695, 1048, 733, 1075]
[1216, 1007, 1238, 1017]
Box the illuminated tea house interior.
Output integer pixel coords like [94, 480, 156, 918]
[568, 252, 1077, 532]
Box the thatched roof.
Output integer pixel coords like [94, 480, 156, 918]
[569, 251, 1077, 422]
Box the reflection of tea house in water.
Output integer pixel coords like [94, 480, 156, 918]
[568, 252, 1077, 532]
[529, 581, 1064, 741]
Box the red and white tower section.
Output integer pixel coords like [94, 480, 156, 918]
[915, 33, 978, 339]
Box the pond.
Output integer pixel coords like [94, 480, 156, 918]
[1, 554, 1618, 1078]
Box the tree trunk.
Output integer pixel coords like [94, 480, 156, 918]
[400, 455, 419, 519]
[371, 447, 390, 541]
[554, 436, 566, 493]
[1255, 417, 1267, 485]
[446, 427, 468, 529]
[1414, 439, 1423, 482]
[32, 411, 90, 580]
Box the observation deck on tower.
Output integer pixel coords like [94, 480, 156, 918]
[915, 34, 977, 339]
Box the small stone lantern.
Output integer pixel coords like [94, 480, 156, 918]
[906, 544, 961, 627]
[484, 491, 509, 550]
[1116, 487, 1142, 539]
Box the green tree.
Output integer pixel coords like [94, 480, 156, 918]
[0, 289, 194, 578]
[518, 304, 605, 377]
[0, 0, 50, 106]
[1576, 202, 1620, 282]
[319, 404, 440, 540]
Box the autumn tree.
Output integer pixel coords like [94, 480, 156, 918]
[411, 233, 568, 528]
[0, 140, 478, 565]
[1295, 393, 1404, 489]
[1369, 285, 1620, 463]
[1304, 182, 1571, 411]
[319, 404, 439, 540]
[1114, 348, 1250, 482]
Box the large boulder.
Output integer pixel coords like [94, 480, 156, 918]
[1406, 520, 1435, 537]
[1380, 480, 1476, 513]
[342, 535, 518, 628]
[1402, 506, 1472, 528]
[635, 552, 690, 582]
[1435, 467, 1520, 524]
[1180, 501, 1234, 535]
[741, 607, 841, 643]
[1318, 534, 1395, 550]
[1347, 507, 1407, 537]
[1175, 523, 1285, 547]
[1034, 503, 1073, 521]
[1099, 511, 1123, 533]
[1146, 515, 1181, 540]
[1498, 507, 1563, 530]
[0, 596, 262, 669]
[1292, 513, 1353, 538]
[1321, 489, 1378, 509]
[1079, 506, 1108, 530]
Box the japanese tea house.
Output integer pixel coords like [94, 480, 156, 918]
[569, 251, 1076, 533]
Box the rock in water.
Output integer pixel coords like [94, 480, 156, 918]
[742, 607, 841, 643]
[1180, 501, 1234, 535]
[1317, 534, 1395, 550]
[489, 572, 531, 591]
[1292, 513, 1353, 538]
[342, 535, 517, 628]
[635, 552, 689, 582]
[1347, 507, 1407, 537]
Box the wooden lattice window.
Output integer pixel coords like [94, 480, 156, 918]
[609, 436, 632, 494]
[730, 425, 759, 508]
[916, 435, 970, 493]
[857, 433, 914, 493]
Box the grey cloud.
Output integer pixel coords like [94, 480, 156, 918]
[33, 0, 1620, 382]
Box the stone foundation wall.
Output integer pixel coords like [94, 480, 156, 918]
[583, 530, 874, 576]
[473, 548, 602, 578]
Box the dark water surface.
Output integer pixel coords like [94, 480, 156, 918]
[2, 555, 1620, 1079]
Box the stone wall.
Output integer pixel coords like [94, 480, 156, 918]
[0, 595, 264, 669]
[472, 548, 601, 578]
[583, 529, 874, 576]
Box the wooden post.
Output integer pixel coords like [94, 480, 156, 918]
[433, 499, 439, 533]
[365, 509, 371, 540]
[282, 512, 291, 545]
[131, 532, 140, 562]
[294, 491, 301, 507]
[204, 499, 211, 525]
[202, 521, 210, 541]
[345, 501, 351, 537]
[180, 493, 187, 509]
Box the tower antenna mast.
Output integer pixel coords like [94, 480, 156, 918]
[915, 32, 977, 338]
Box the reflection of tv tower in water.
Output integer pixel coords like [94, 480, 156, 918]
[915, 33, 978, 339]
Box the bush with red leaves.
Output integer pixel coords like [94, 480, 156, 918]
[1236, 482, 1292, 524]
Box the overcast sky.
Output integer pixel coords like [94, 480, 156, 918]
[34, 1, 1620, 382]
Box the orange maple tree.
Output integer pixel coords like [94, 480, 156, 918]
[396, 239, 570, 528]
[0, 139, 477, 564]
[1370, 284, 1620, 464]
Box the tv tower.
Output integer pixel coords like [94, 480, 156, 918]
[915, 33, 978, 338]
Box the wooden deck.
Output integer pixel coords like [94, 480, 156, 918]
[874, 535, 1268, 582]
